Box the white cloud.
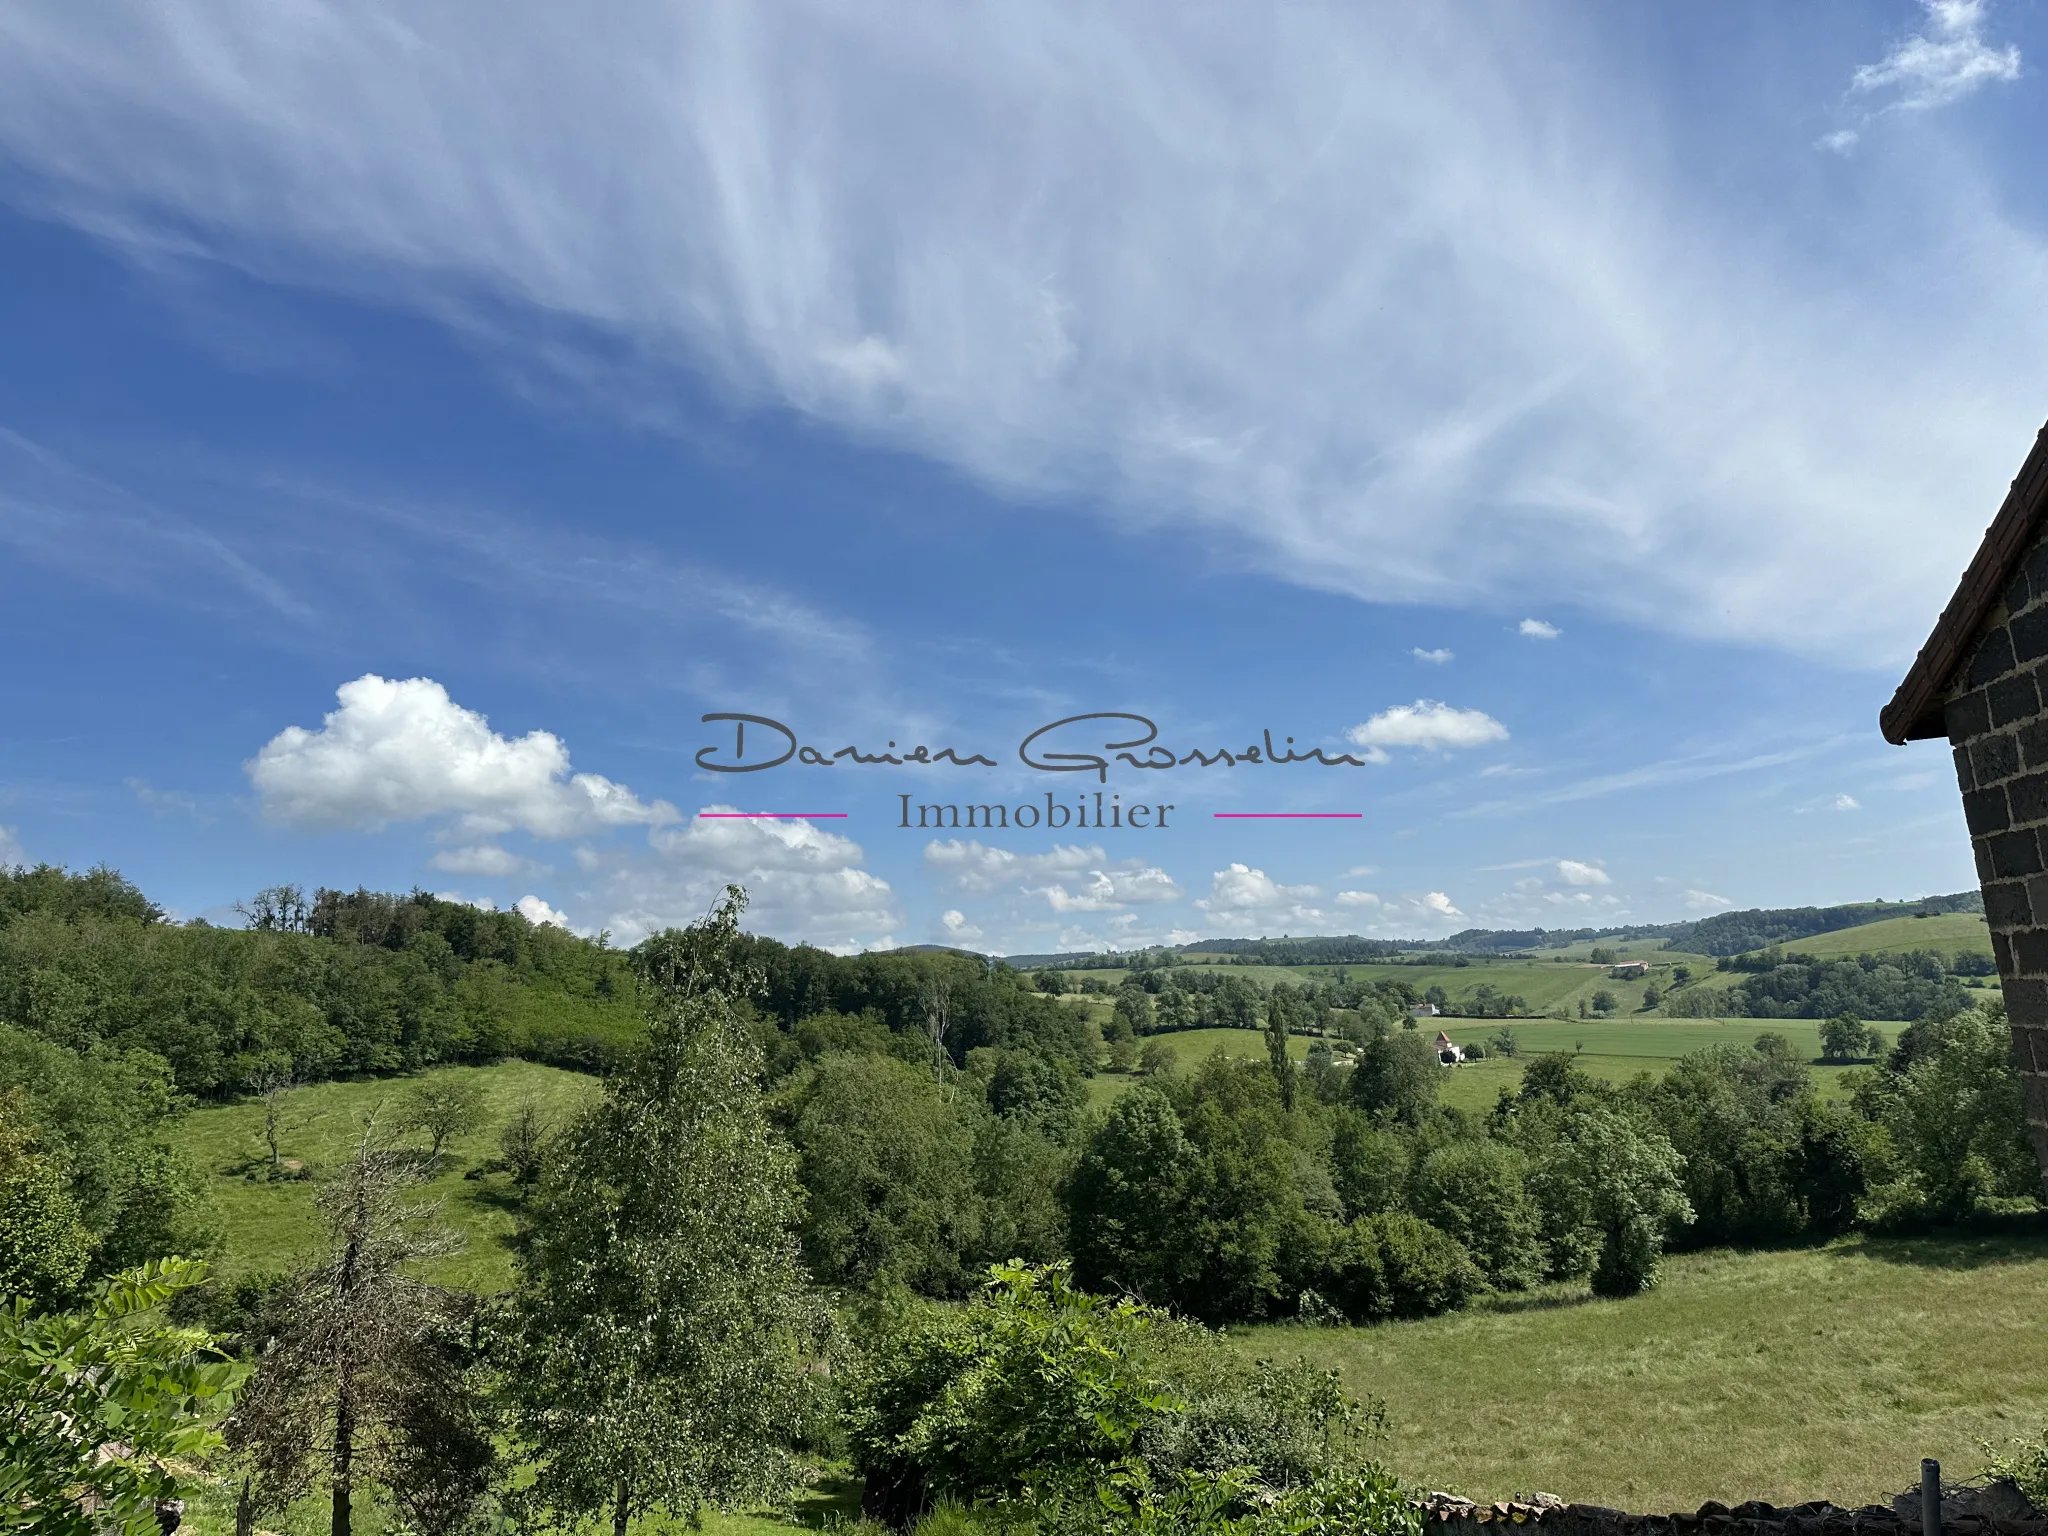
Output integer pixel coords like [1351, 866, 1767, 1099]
[431, 844, 540, 878]
[1194, 863, 1326, 930]
[924, 840, 1100, 895]
[516, 893, 572, 929]
[1422, 891, 1464, 919]
[1833, 793, 1862, 811]
[1518, 619, 1561, 639]
[1034, 866, 1182, 913]
[1347, 700, 1509, 762]
[1336, 890, 1381, 907]
[6, 6, 2048, 662]
[588, 808, 899, 950]
[1411, 647, 1454, 664]
[940, 908, 983, 943]
[0, 825, 21, 867]
[1851, 1, 2021, 112]
[1556, 858, 1612, 886]
[1684, 889, 1732, 911]
[249, 675, 677, 836]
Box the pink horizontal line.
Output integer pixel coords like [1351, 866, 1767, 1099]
[1213, 812, 1362, 819]
[698, 812, 848, 819]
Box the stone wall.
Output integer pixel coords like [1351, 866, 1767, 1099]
[1942, 531, 2048, 1185]
[1420, 1484, 2042, 1536]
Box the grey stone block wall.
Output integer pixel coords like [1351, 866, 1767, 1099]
[1943, 533, 2048, 1186]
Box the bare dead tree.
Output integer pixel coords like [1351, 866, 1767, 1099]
[225, 1114, 488, 1536]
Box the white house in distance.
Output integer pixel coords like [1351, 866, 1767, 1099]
[1434, 1030, 1466, 1065]
[1410, 1002, 1441, 1018]
[1610, 961, 1650, 980]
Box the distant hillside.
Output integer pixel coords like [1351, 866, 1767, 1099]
[997, 891, 1985, 968]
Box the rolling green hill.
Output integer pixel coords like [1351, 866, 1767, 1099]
[1766, 910, 1992, 960]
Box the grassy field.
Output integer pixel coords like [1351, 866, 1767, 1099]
[1777, 911, 1993, 960]
[169, 1060, 600, 1293]
[1238, 1226, 2048, 1511]
[1086, 1018, 1863, 1112]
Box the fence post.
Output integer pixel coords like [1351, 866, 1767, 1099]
[1922, 1458, 1942, 1536]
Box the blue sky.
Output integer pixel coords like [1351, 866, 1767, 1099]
[2, 1, 2046, 953]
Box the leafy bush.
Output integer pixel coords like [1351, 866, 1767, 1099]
[844, 1262, 1176, 1521]
[1034, 1463, 1420, 1536]
[1324, 1212, 1483, 1321]
[845, 1262, 1396, 1528]
[0, 1257, 245, 1536]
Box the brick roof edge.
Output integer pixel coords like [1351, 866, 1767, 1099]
[1881, 419, 2048, 745]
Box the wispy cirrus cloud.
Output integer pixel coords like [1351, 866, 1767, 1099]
[2, 4, 2045, 664]
[1823, 0, 2022, 151]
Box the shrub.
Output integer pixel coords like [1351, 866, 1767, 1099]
[843, 1262, 1174, 1520]
[846, 1262, 1391, 1528]
[1325, 1212, 1482, 1321]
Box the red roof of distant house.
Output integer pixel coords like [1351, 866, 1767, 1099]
[1883, 419, 2048, 744]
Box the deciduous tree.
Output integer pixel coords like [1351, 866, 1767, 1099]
[506, 888, 828, 1536]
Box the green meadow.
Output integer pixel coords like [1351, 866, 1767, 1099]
[1087, 1018, 1861, 1112]
[168, 1060, 599, 1293]
[1238, 1227, 2048, 1512]
[1779, 911, 1993, 959]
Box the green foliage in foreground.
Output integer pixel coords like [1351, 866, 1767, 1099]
[846, 1261, 1416, 1536]
[1, 1257, 245, 1536]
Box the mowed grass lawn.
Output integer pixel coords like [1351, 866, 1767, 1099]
[1237, 1226, 2048, 1511]
[169, 1060, 600, 1293]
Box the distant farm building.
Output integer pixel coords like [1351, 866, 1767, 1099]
[1610, 961, 1650, 980]
[1434, 1030, 1465, 1065]
[1883, 415, 2048, 1189]
[1410, 1002, 1440, 1018]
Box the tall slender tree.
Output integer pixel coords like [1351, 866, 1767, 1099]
[506, 887, 828, 1536]
[1264, 994, 1297, 1112]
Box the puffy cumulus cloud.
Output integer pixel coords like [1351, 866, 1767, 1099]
[1347, 701, 1508, 763]
[1519, 619, 1561, 639]
[1685, 889, 1732, 911]
[940, 909, 983, 943]
[1834, 794, 1862, 811]
[592, 808, 899, 951]
[1336, 890, 1381, 907]
[516, 894, 571, 929]
[1195, 863, 1326, 929]
[1421, 891, 1464, 919]
[248, 675, 677, 837]
[13, 5, 2048, 664]
[1556, 859, 1611, 886]
[1411, 647, 1454, 665]
[430, 844, 542, 878]
[0, 825, 21, 867]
